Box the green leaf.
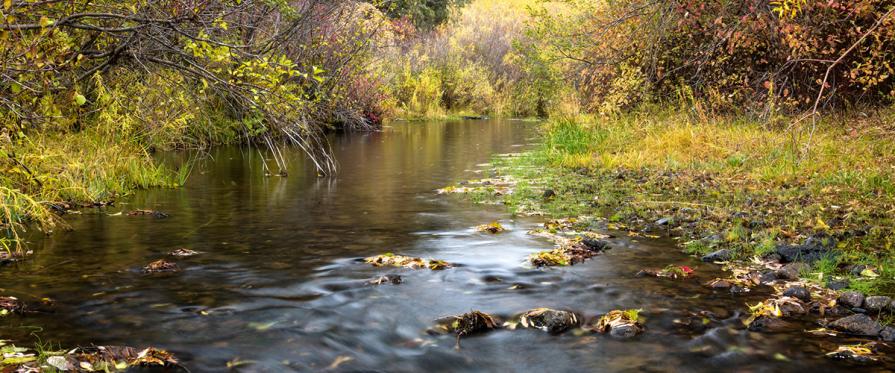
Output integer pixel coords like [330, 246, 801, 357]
[74, 93, 86, 106]
[39, 16, 54, 27]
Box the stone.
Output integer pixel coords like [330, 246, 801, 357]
[701, 249, 732, 262]
[774, 262, 808, 280]
[747, 316, 792, 333]
[881, 326, 895, 342]
[609, 324, 642, 338]
[782, 286, 811, 302]
[828, 314, 882, 336]
[368, 274, 403, 285]
[863, 296, 891, 313]
[826, 280, 850, 290]
[518, 308, 580, 334]
[838, 291, 865, 309]
[775, 233, 837, 263]
[655, 217, 671, 226]
[581, 238, 610, 252]
[758, 271, 777, 284]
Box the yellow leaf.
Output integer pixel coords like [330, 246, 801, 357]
[3, 0, 11, 10]
[815, 217, 829, 231]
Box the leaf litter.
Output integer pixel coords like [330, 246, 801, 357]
[363, 253, 451, 270]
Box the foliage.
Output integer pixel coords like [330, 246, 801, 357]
[522, 0, 895, 114]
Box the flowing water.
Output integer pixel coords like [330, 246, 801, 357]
[1, 120, 890, 372]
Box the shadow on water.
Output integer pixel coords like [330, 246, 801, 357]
[1, 120, 890, 371]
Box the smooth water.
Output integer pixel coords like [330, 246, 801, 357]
[2, 120, 889, 371]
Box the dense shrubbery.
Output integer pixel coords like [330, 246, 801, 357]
[524, 0, 895, 115]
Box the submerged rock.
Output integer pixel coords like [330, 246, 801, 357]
[863, 296, 891, 313]
[367, 274, 403, 285]
[701, 249, 732, 262]
[782, 286, 811, 302]
[127, 209, 169, 218]
[142, 259, 179, 273]
[0, 250, 29, 265]
[828, 314, 882, 336]
[747, 316, 793, 333]
[838, 291, 865, 309]
[515, 308, 580, 334]
[169, 248, 201, 257]
[0, 296, 21, 314]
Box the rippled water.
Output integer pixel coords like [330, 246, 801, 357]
[2, 120, 890, 371]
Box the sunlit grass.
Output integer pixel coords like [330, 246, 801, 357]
[543, 108, 895, 196]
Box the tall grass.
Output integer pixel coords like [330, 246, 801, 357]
[0, 186, 60, 253]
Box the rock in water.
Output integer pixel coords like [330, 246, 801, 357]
[609, 324, 641, 338]
[142, 259, 179, 273]
[581, 237, 610, 252]
[828, 314, 882, 336]
[367, 274, 403, 285]
[518, 308, 580, 334]
[593, 310, 645, 337]
[747, 316, 793, 333]
[431, 310, 500, 341]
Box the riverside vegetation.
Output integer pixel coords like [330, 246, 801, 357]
[3, 0, 895, 370]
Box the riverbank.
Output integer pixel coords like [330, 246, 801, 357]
[461, 107, 895, 293]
